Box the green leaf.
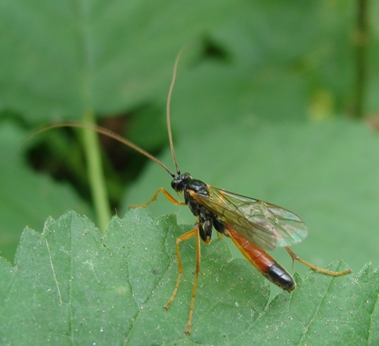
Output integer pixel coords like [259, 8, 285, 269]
[247, 263, 379, 345]
[0, 0, 237, 122]
[1, 0, 362, 126]
[0, 209, 376, 345]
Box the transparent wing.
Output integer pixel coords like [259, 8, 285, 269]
[191, 186, 308, 251]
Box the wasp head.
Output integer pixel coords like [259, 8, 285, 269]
[171, 173, 192, 192]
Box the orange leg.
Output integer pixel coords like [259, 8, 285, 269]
[129, 187, 186, 208]
[186, 226, 201, 335]
[163, 225, 201, 335]
[285, 246, 352, 276]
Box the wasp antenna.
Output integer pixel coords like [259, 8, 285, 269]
[25, 123, 176, 177]
[166, 48, 186, 176]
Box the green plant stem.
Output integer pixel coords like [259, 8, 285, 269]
[353, 0, 368, 118]
[82, 110, 110, 232]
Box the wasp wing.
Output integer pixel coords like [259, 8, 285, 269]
[190, 186, 308, 251]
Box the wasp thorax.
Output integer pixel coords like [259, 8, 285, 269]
[186, 179, 209, 196]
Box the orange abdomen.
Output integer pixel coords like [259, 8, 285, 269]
[225, 226, 295, 292]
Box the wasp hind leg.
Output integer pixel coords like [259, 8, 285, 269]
[285, 246, 352, 276]
[129, 187, 186, 208]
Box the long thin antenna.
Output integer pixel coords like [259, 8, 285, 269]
[25, 123, 176, 178]
[166, 48, 185, 176]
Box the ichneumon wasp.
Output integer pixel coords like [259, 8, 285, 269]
[30, 49, 352, 335]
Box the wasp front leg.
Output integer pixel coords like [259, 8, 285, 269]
[129, 187, 186, 208]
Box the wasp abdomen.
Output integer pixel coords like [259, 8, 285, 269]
[225, 226, 295, 292]
[263, 261, 296, 292]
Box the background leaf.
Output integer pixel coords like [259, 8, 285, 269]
[0, 0, 237, 121]
[0, 120, 92, 261]
[0, 210, 376, 345]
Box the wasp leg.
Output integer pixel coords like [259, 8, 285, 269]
[285, 246, 352, 276]
[163, 225, 201, 335]
[129, 187, 186, 208]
